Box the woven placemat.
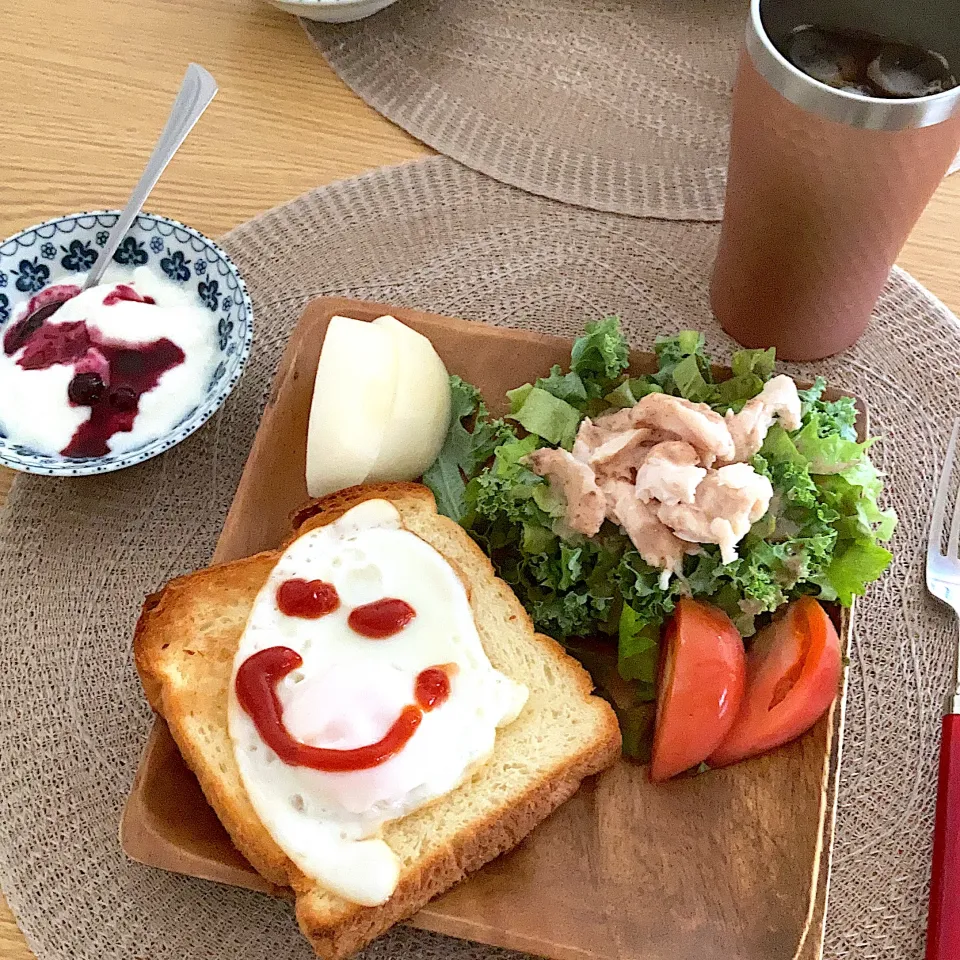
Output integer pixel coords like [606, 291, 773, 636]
[305, 0, 744, 220]
[305, 0, 960, 221]
[0, 155, 956, 960]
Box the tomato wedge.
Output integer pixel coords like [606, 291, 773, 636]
[650, 598, 746, 782]
[708, 597, 842, 768]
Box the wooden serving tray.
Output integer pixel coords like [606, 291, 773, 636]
[122, 297, 855, 960]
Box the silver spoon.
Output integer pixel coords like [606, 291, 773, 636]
[25, 63, 218, 324]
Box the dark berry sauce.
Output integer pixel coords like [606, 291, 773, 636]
[2, 285, 81, 354]
[18, 321, 92, 370]
[102, 284, 156, 306]
[62, 338, 184, 456]
[3, 282, 184, 458]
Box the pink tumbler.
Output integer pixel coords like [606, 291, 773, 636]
[711, 0, 960, 361]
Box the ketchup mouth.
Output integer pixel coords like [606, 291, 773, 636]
[235, 647, 451, 772]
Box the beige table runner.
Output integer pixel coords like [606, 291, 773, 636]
[0, 156, 956, 959]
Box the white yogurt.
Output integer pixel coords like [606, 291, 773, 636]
[0, 266, 218, 457]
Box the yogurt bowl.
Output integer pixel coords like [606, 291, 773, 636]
[0, 211, 253, 476]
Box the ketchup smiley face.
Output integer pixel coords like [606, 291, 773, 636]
[242, 583, 441, 770]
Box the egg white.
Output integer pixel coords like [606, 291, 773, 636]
[228, 499, 528, 906]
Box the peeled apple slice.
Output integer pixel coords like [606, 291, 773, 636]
[306, 316, 399, 497]
[366, 316, 451, 483]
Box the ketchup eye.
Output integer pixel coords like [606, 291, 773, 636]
[276, 579, 340, 619]
[348, 598, 416, 639]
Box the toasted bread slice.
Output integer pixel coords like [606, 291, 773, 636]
[134, 482, 621, 959]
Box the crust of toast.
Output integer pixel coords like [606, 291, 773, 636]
[134, 482, 621, 958]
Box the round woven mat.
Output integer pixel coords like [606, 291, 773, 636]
[0, 156, 956, 960]
[304, 0, 744, 220]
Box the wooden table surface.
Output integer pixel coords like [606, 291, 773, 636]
[0, 0, 958, 955]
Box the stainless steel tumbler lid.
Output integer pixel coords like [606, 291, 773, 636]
[747, 0, 960, 130]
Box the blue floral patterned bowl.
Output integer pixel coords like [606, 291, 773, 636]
[0, 210, 253, 477]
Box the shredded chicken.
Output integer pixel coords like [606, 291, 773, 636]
[601, 477, 631, 522]
[633, 393, 735, 467]
[592, 405, 638, 435]
[723, 374, 802, 462]
[657, 462, 773, 565]
[634, 441, 706, 506]
[528, 373, 800, 577]
[588, 429, 656, 481]
[758, 375, 802, 431]
[604, 479, 689, 586]
[571, 418, 612, 463]
[525, 447, 605, 536]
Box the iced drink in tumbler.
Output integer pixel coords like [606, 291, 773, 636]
[711, 0, 960, 361]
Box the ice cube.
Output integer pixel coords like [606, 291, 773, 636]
[866, 44, 957, 99]
[784, 26, 860, 89]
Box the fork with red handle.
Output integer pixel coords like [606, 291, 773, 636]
[925, 419, 960, 960]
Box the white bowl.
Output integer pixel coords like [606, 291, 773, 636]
[0, 210, 253, 477]
[267, 0, 400, 23]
